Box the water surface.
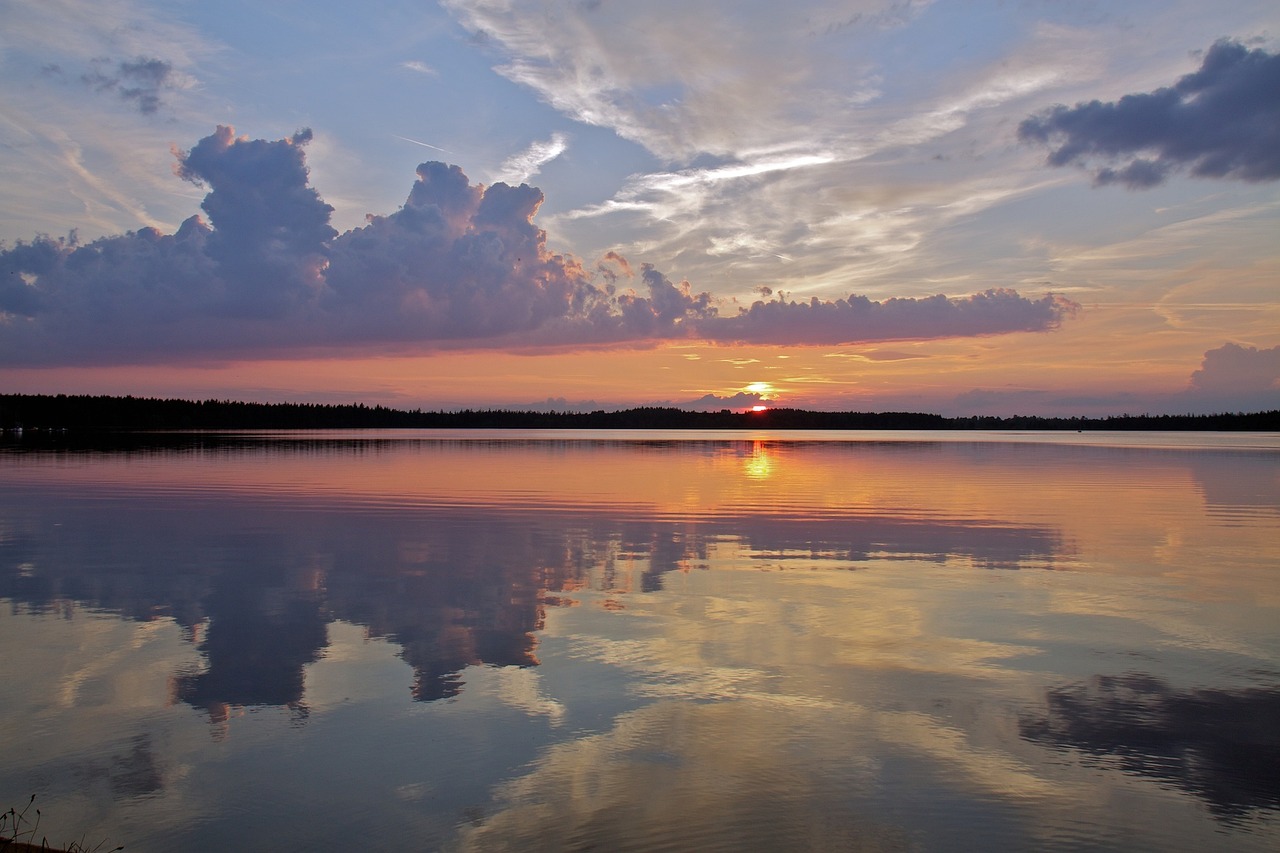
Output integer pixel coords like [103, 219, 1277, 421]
[2, 431, 1277, 851]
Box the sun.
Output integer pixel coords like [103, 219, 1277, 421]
[744, 381, 777, 412]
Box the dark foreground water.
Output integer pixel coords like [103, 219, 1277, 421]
[1, 430, 1277, 851]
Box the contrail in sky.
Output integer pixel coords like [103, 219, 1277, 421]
[392, 134, 451, 154]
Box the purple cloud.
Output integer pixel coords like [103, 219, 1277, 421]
[0, 126, 1076, 366]
[1020, 39, 1280, 188]
[1180, 342, 1280, 412]
[81, 56, 178, 115]
[697, 289, 1077, 345]
[680, 392, 766, 412]
[176, 126, 336, 318]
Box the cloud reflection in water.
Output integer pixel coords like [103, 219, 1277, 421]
[1, 434, 1277, 850]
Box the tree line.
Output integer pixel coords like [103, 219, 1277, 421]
[1, 393, 1277, 432]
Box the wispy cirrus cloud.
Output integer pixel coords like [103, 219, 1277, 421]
[400, 60, 438, 77]
[0, 0, 217, 240]
[3, 0, 211, 69]
[490, 133, 569, 185]
[439, 0, 926, 162]
[443, 1, 1137, 303]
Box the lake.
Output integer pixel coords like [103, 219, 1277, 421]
[2, 430, 1278, 851]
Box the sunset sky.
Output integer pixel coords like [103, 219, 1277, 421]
[2, 0, 1278, 415]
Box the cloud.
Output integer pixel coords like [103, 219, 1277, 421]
[595, 251, 633, 287]
[438, 0, 926, 162]
[679, 392, 766, 412]
[400, 60, 438, 77]
[697, 289, 1078, 346]
[0, 127, 1076, 366]
[440, 0, 1081, 296]
[1178, 342, 1280, 412]
[490, 133, 569, 185]
[80, 55, 180, 114]
[175, 126, 337, 318]
[1019, 39, 1280, 188]
[1189, 342, 1280, 394]
[824, 349, 928, 362]
[323, 160, 587, 343]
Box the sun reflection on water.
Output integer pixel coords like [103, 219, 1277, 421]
[743, 439, 773, 479]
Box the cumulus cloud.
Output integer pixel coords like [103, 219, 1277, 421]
[1181, 342, 1280, 411]
[1190, 342, 1280, 393]
[323, 160, 586, 342]
[0, 127, 1076, 366]
[1019, 39, 1280, 188]
[175, 126, 336, 318]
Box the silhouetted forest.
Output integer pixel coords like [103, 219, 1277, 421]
[2, 393, 1277, 433]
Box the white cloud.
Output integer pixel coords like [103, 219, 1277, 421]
[442, 0, 1279, 314]
[400, 60, 437, 76]
[439, 1, 1108, 300]
[490, 132, 569, 185]
[440, 0, 917, 161]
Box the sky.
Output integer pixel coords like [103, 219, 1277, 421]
[1, 0, 1278, 416]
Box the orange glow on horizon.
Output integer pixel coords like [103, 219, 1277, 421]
[1, 318, 1255, 417]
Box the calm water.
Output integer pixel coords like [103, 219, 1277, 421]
[1, 430, 1277, 851]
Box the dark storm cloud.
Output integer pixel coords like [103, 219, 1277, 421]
[0, 126, 1076, 366]
[1019, 39, 1280, 188]
[81, 56, 177, 115]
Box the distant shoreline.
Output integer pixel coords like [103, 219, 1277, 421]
[2, 393, 1278, 433]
